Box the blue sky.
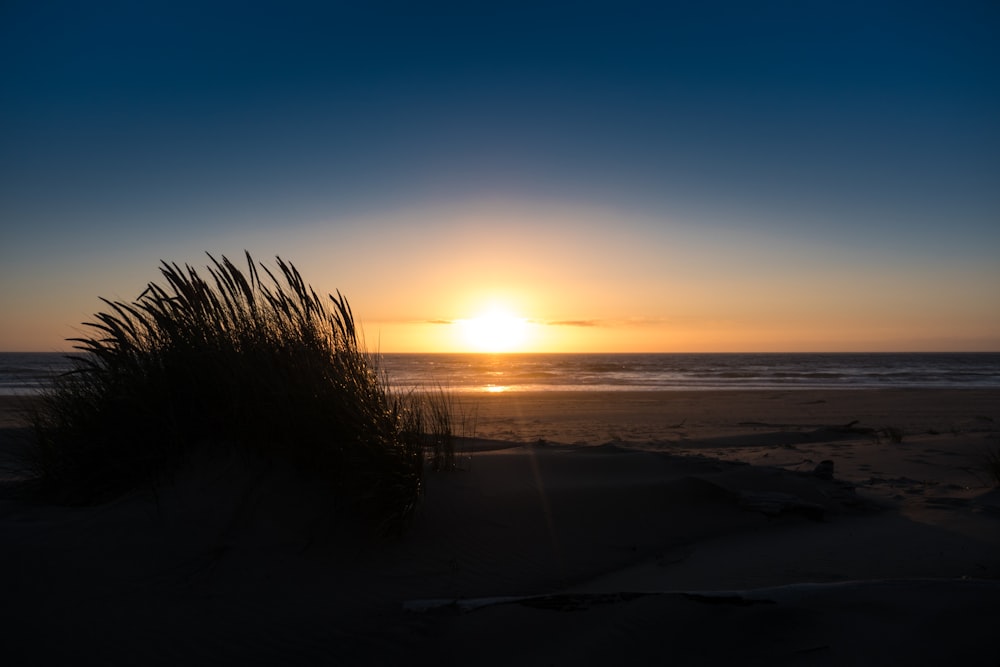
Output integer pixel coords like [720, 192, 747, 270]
[2, 1, 998, 351]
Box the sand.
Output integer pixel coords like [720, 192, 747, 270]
[1, 389, 998, 665]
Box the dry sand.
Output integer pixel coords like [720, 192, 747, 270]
[1, 389, 998, 665]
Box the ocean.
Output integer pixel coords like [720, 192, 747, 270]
[2, 351, 999, 395]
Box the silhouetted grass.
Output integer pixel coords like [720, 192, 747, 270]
[877, 426, 904, 444]
[403, 386, 478, 472]
[28, 253, 439, 534]
[983, 443, 1000, 488]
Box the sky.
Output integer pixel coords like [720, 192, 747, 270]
[2, 0, 998, 353]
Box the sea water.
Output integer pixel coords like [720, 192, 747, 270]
[0, 352, 76, 395]
[379, 352, 1000, 392]
[3, 351, 999, 395]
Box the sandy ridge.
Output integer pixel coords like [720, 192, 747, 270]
[1, 389, 998, 665]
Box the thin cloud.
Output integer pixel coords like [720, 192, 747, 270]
[544, 319, 601, 327]
[540, 317, 673, 328]
[422, 317, 667, 328]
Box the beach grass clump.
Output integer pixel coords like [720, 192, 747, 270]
[878, 426, 905, 444]
[983, 443, 1000, 488]
[403, 387, 465, 471]
[28, 253, 428, 534]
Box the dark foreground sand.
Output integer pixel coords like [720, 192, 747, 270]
[1, 390, 998, 665]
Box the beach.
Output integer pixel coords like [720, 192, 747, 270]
[2, 389, 998, 665]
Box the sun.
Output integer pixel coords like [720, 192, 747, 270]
[458, 306, 529, 352]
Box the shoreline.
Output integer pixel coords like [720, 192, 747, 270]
[445, 387, 1000, 444]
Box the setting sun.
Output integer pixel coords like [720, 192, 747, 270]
[457, 307, 530, 352]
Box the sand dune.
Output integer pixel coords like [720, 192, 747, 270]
[1, 389, 998, 665]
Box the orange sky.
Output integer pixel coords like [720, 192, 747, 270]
[2, 199, 998, 354]
[308, 202, 1000, 353]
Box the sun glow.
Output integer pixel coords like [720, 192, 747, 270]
[458, 307, 530, 352]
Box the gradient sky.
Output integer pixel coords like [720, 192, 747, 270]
[2, 1, 998, 352]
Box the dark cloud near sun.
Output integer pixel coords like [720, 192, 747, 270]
[428, 318, 603, 327]
[544, 320, 601, 328]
